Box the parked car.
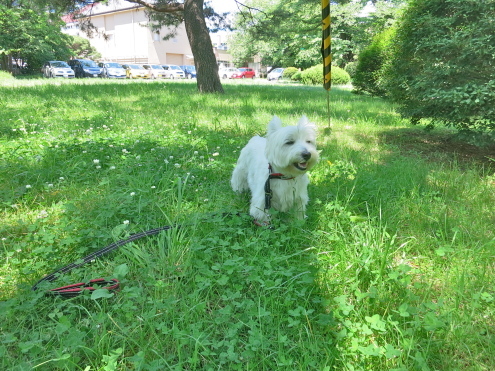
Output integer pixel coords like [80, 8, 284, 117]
[68, 59, 101, 78]
[180, 65, 196, 79]
[267, 68, 285, 81]
[161, 64, 185, 79]
[122, 64, 150, 79]
[142, 64, 167, 79]
[98, 62, 126, 78]
[219, 67, 241, 79]
[42, 61, 75, 78]
[238, 67, 256, 79]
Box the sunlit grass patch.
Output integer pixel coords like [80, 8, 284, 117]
[1, 80, 494, 370]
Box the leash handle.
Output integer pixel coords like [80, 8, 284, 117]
[32, 224, 178, 295]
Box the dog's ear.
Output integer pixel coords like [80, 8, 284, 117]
[267, 116, 283, 135]
[298, 115, 317, 132]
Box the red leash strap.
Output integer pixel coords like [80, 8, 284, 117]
[49, 278, 119, 298]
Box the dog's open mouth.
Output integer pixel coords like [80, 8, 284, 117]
[294, 162, 308, 171]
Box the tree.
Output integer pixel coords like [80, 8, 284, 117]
[70, 35, 101, 60]
[228, 0, 405, 70]
[123, 0, 223, 93]
[0, 3, 73, 73]
[384, 0, 495, 133]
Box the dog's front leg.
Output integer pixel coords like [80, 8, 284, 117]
[249, 183, 270, 224]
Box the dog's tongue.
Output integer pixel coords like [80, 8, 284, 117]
[298, 162, 308, 169]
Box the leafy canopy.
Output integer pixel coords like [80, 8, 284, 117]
[384, 0, 495, 133]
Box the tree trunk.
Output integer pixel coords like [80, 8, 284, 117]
[183, 0, 224, 93]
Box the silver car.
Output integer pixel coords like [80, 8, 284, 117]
[161, 64, 185, 79]
[42, 61, 75, 78]
[98, 62, 126, 78]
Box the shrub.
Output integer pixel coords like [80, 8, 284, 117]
[384, 0, 495, 133]
[332, 65, 351, 85]
[344, 61, 357, 79]
[283, 67, 298, 79]
[291, 71, 302, 82]
[353, 27, 395, 97]
[299, 64, 350, 86]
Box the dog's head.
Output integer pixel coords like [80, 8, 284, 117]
[265, 115, 319, 176]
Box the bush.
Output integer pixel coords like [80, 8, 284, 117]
[283, 67, 298, 79]
[291, 71, 302, 82]
[299, 64, 350, 86]
[344, 62, 357, 79]
[353, 28, 395, 97]
[384, 0, 495, 133]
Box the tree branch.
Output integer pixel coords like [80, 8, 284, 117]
[125, 0, 184, 13]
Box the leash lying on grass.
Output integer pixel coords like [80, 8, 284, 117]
[32, 224, 179, 298]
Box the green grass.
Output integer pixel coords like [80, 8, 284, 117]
[1, 77, 494, 370]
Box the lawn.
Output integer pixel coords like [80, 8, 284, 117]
[1, 76, 494, 370]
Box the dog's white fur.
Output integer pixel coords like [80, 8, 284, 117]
[231, 115, 319, 223]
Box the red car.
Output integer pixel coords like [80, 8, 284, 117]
[238, 67, 256, 79]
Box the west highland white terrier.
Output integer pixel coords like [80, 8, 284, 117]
[231, 115, 319, 225]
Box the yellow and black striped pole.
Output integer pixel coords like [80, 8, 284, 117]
[322, 0, 331, 130]
[322, 0, 331, 91]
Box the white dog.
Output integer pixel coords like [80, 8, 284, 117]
[231, 115, 319, 225]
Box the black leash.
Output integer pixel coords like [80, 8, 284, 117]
[32, 224, 179, 297]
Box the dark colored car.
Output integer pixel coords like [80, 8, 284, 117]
[238, 67, 256, 79]
[180, 65, 196, 79]
[68, 59, 101, 78]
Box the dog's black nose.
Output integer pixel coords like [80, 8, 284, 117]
[301, 151, 311, 161]
[302, 151, 311, 161]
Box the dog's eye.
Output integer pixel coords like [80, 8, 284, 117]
[306, 140, 313, 144]
[285, 140, 295, 145]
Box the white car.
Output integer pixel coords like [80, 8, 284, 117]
[98, 62, 126, 78]
[42, 61, 75, 78]
[142, 64, 168, 79]
[161, 64, 185, 79]
[267, 68, 285, 81]
[219, 67, 241, 79]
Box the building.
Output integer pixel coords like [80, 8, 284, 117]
[62, 0, 234, 67]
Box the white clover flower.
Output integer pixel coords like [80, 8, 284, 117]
[37, 210, 48, 219]
[123, 220, 130, 225]
[109, 166, 116, 170]
[204, 199, 209, 202]
[130, 192, 136, 196]
[47, 183, 53, 187]
[25, 185, 32, 189]
[164, 159, 169, 164]
[212, 152, 219, 157]
[96, 165, 101, 169]
[151, 186, 156, 189]
[169, 155, 174, 159]
[194, 151, 198, 155]
[93, 159, 100, 164]
[199, 156, 204, 159]
[59, 177, 65, 180]
[174, 163, 181, 168]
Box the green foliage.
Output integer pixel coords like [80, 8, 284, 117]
[299, 65, 350, 86]
[230, 0, 322, 69]
[384, 0, 495, 133]
[282, 67, 298, 79]
[291, 70, 302, 82]
[343, 61, 357, 78]
[353, 27, 395, 96]
[69, 35, 101, 60]
[0, 4, 73, 73]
